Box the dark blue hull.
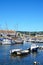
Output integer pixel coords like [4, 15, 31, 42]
[31, 48, 38, 52]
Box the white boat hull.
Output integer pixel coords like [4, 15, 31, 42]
[2, 39, 11, 45]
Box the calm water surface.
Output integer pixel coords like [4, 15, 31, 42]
[0, 42, 43, 65]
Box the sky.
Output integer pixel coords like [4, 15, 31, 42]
[0, 0, 43, 31]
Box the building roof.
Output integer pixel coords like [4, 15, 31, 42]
[0, 30, 16, 34]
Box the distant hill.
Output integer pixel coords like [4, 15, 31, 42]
[17, 31, 43, 36]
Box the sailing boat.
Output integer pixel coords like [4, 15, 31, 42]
[2, 23, 12, 45]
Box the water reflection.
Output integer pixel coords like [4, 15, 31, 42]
[10, 53, 30, 59]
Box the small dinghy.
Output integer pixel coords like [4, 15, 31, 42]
[33, 61, 40, 65]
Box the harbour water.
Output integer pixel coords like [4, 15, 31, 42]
[0, 42, 43, 65]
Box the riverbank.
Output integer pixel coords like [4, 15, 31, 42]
[0, 30, 43, 44]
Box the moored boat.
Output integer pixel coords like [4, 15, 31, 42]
[15, 38, 23, 44]
[30, 44, 38, 52]
[0, 38, 3, 45]
[10, 49, 30, 56]
[17, 49, 30, 56]
[2, 38, 12, 45]
[10, 49, 22, 54]
[15, 40, 23, 44]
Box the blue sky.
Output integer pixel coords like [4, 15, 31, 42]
[0, 0, 43, 31]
